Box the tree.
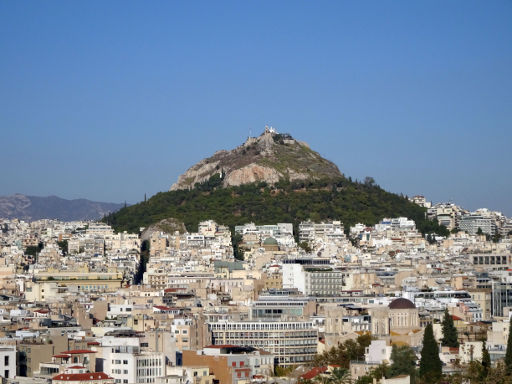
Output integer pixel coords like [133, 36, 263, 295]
[313, 334, 371, 369]
[481, 341, 491, 379]
[419, 323, 442, 383]
[134, 240, 149, 285]
[57, 240, 68, 255]
[299, 241, 312, 253]
[492, 233, 502, 243]
[505, 316, 512, 374]
[389, 345, 417, 380]
[477, 227, 484, 236]
[354, 363, 390, 384]
[364, 176, 376, 186]
[326, 367, 351, 383]
[441, 308, 459, 348]
[231, 233, 244, 261]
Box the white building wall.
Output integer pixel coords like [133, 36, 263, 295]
[282, 264, 306, 294]
[0, 346, 16, 379]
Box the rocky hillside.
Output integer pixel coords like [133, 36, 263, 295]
[0, 194, 124, 221]
[170, 128, 342, 190]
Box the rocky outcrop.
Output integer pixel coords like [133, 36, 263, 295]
[170, 127, 342, 191]
[224, 164, 281, 187]
[141, 218, 187, 241]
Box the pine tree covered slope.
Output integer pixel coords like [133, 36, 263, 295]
[104, 177, 445, 235]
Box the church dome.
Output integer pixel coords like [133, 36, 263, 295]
[389, 298, 416, 310]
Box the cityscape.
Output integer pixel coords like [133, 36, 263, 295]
[1, 2, 511, 384]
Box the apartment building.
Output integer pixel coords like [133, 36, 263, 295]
[207, 320, 317, 367]
[459, 213, 496, 235]
[299, 220, 344, 243]
[283, 263, 347, 296]
[98, 333, 165, 384]
[0, 345, 16, 379]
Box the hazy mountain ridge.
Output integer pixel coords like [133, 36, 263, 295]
[170, 128, 342, 190]
[0, 194, 124, 221]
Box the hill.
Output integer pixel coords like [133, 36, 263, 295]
[105, 177, 447, 236]
[170, 127, 342, 190]
[0, 194, 124, 221]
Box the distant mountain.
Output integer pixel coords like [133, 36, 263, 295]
[170, 127, 342, 190]
[0, 194, 124, 221]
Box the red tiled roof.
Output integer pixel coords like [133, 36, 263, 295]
[68, 366, 85, 369]
[154, 305, 171, 311]
[52, 372, 112, 381]
[60, 350, 97, 354]
[301, 366, 327, 380]
[452, 315, 463, 321]
[164, 287, 185, 292]
[53, 354, 71, 358]
[87, 341, 100, 346]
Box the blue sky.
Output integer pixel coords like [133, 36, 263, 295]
[1, 1, 511, 215]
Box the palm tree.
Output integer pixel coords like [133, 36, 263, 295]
[316, 367, 351, 384]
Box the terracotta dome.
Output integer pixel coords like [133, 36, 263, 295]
[389, 298, 416, 310]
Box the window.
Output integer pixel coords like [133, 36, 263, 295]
[4, 356, 8, 365]
[123, 360, 128, 365]
[4, 370, 8, 378]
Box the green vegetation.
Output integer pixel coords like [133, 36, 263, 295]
[231, 232, 244, 261]
[57, 240, 68, 255]
[481, 341, 491, 379]
[134, 240, 149, 285]
[419, 323, 442, 383]
[299, 241, 312, 253]
[313, 334, 371, 368]
[104, 178, 448, 238]
[25, 241, 44, 259]
[355, 345, 417, 384]
[274, 365, 294, 377]
[452, 358, 510, 384]
[506, 317, 512, 375]
[441, 308, 459, 348]
[389, 345, 417, 381]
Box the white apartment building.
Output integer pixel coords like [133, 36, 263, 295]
[207, 320, 318, 367]
[459, 212, 497, 235]
[0, 345, 16, 379]
[100, 334, 166, 384]
[298, 220, 344, 243]
[282, 264, 347, 296]
[375, 217, 416, 232]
